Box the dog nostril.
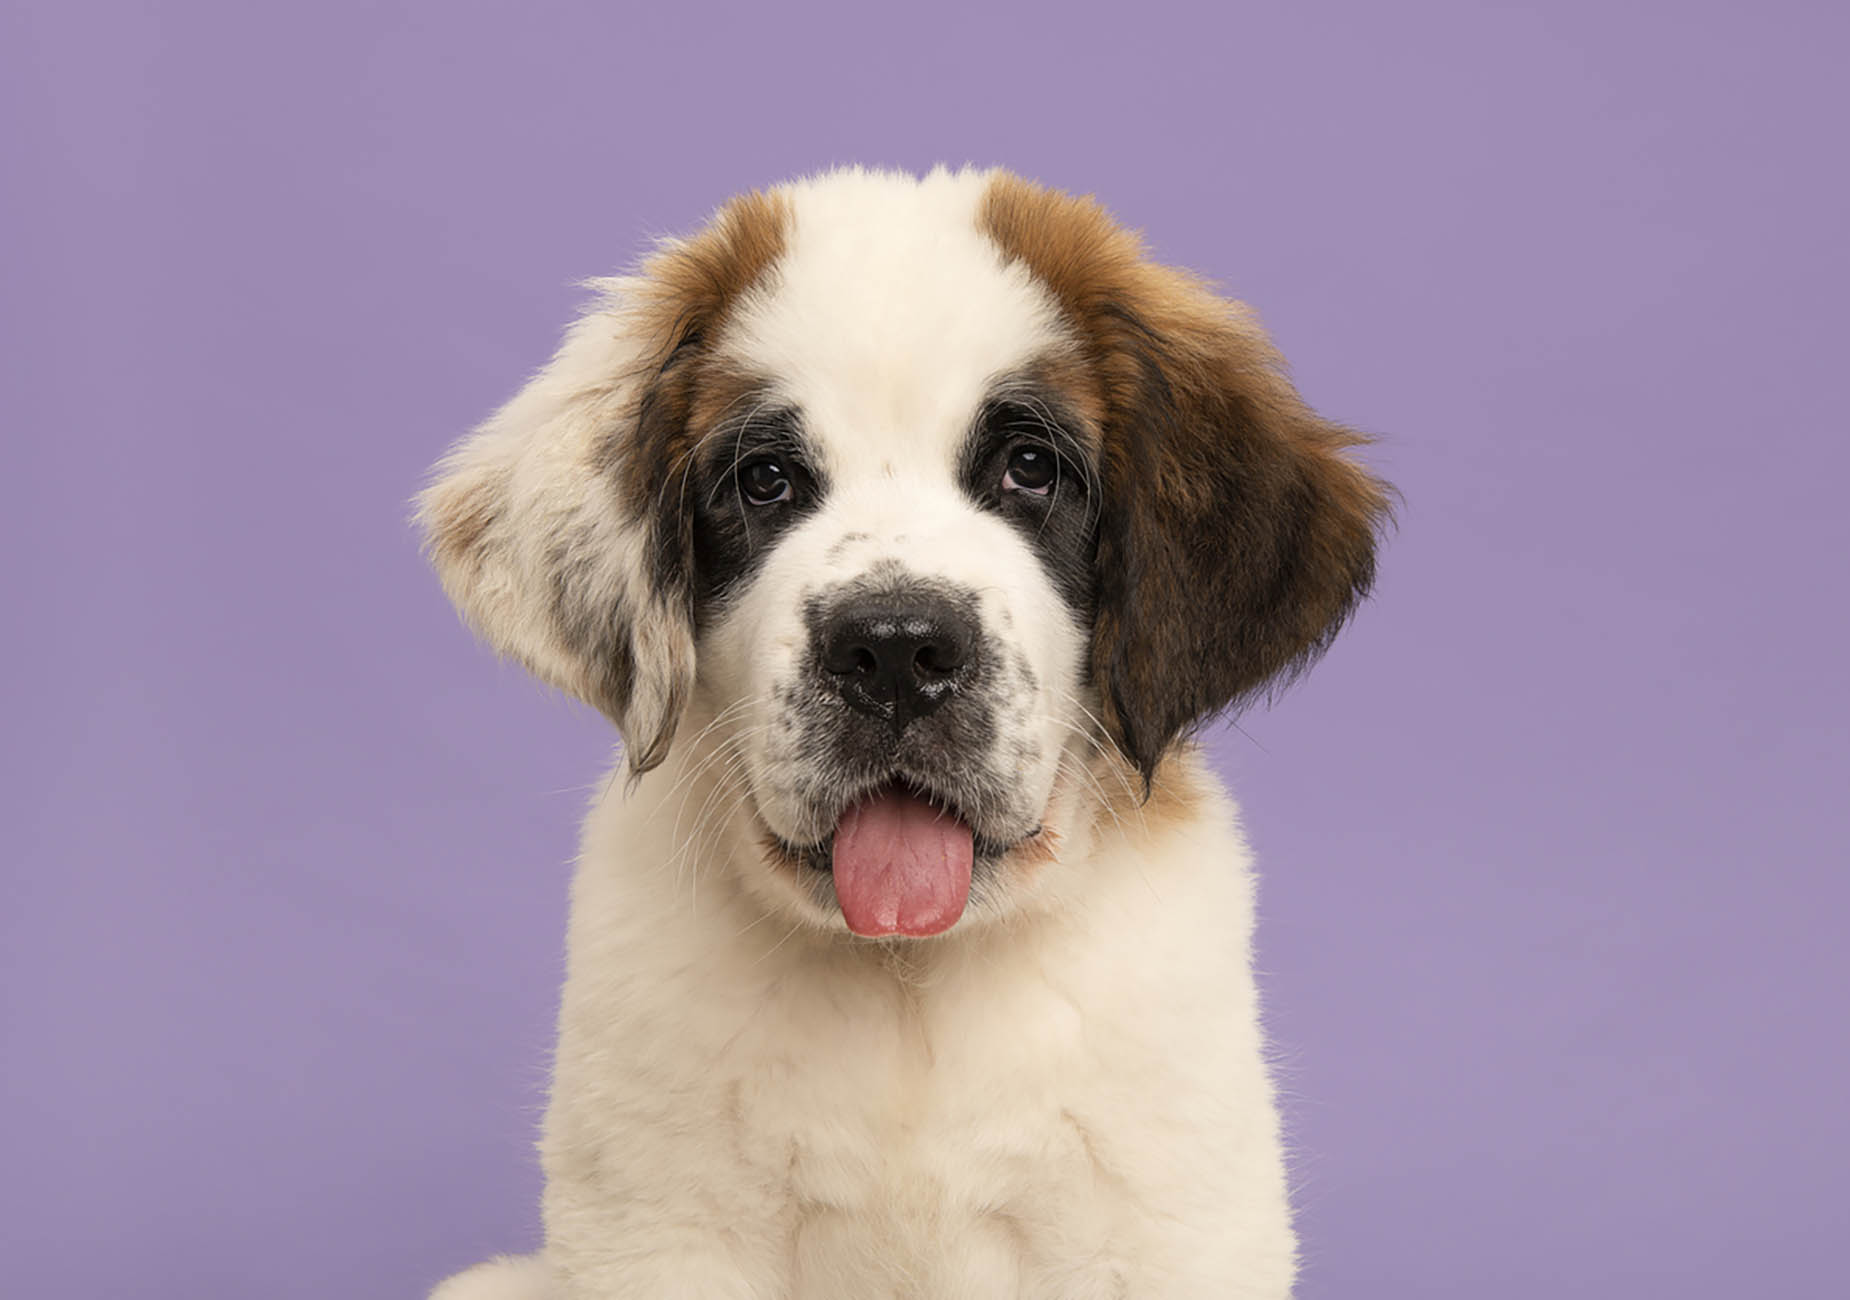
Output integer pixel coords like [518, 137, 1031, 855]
[823, 641, 880, 678]
[918, 623, 972, 677]
[913, 641, 960, 679]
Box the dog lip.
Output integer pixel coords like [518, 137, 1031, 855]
[766, 774, 1023, 871]
[775, 830, 1024, 874]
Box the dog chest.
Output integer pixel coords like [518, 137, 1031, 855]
[730, 948, 1143, 1294]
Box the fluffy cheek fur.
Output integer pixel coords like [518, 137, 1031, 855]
[694, 478, 1091, 931]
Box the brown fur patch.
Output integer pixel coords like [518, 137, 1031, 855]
[517, 189, 792, 777]
[422, 462, 509, 582]
[1005, 346, 1109, 446]
[1000, 821, 1063, 876]
[1087, 745, 1209, 846]
[981, 174, 1393, 782]
[605, 190, 792, 518]
[525, 190, 790, 771]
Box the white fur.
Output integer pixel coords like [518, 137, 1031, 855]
[525, 733, 1293, 1300]
[425, 169, 1297, 1298]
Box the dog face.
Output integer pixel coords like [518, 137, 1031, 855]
[421, 168, 1389, 939]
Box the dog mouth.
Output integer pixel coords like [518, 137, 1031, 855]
[769, 778, 1034, 939]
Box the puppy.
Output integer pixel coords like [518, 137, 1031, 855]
[420, 167, 1389, 1299]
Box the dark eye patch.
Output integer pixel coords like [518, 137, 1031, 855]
[689, 403, 825, 620]
[958, 391, 1100, 613]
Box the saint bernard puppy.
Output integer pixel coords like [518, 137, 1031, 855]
[421, 166, 1390, 1299]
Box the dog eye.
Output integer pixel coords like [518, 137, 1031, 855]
[1001, 444, 1056, 496]
[740, 456, 794, 506]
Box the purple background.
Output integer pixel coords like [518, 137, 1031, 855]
[5, 1, 1845, 1295]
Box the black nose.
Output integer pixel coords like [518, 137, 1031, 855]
[819, 592, 980, 731]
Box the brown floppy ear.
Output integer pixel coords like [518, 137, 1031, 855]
[1090, 297, 1391, 781]
[417, 189, 789, 775]
[983, 177, 1393, 783]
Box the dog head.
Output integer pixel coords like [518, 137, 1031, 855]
[421, 168, 1390, 939]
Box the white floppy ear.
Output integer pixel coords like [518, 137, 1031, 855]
[419, 186, 790, 774]
[417, 299, 696, 774]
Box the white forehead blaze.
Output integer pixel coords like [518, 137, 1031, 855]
[718, 167, 1070, 486]
[708, 167, 1085, 698]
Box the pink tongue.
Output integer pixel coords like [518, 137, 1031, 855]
[831, 786, 974, 937]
